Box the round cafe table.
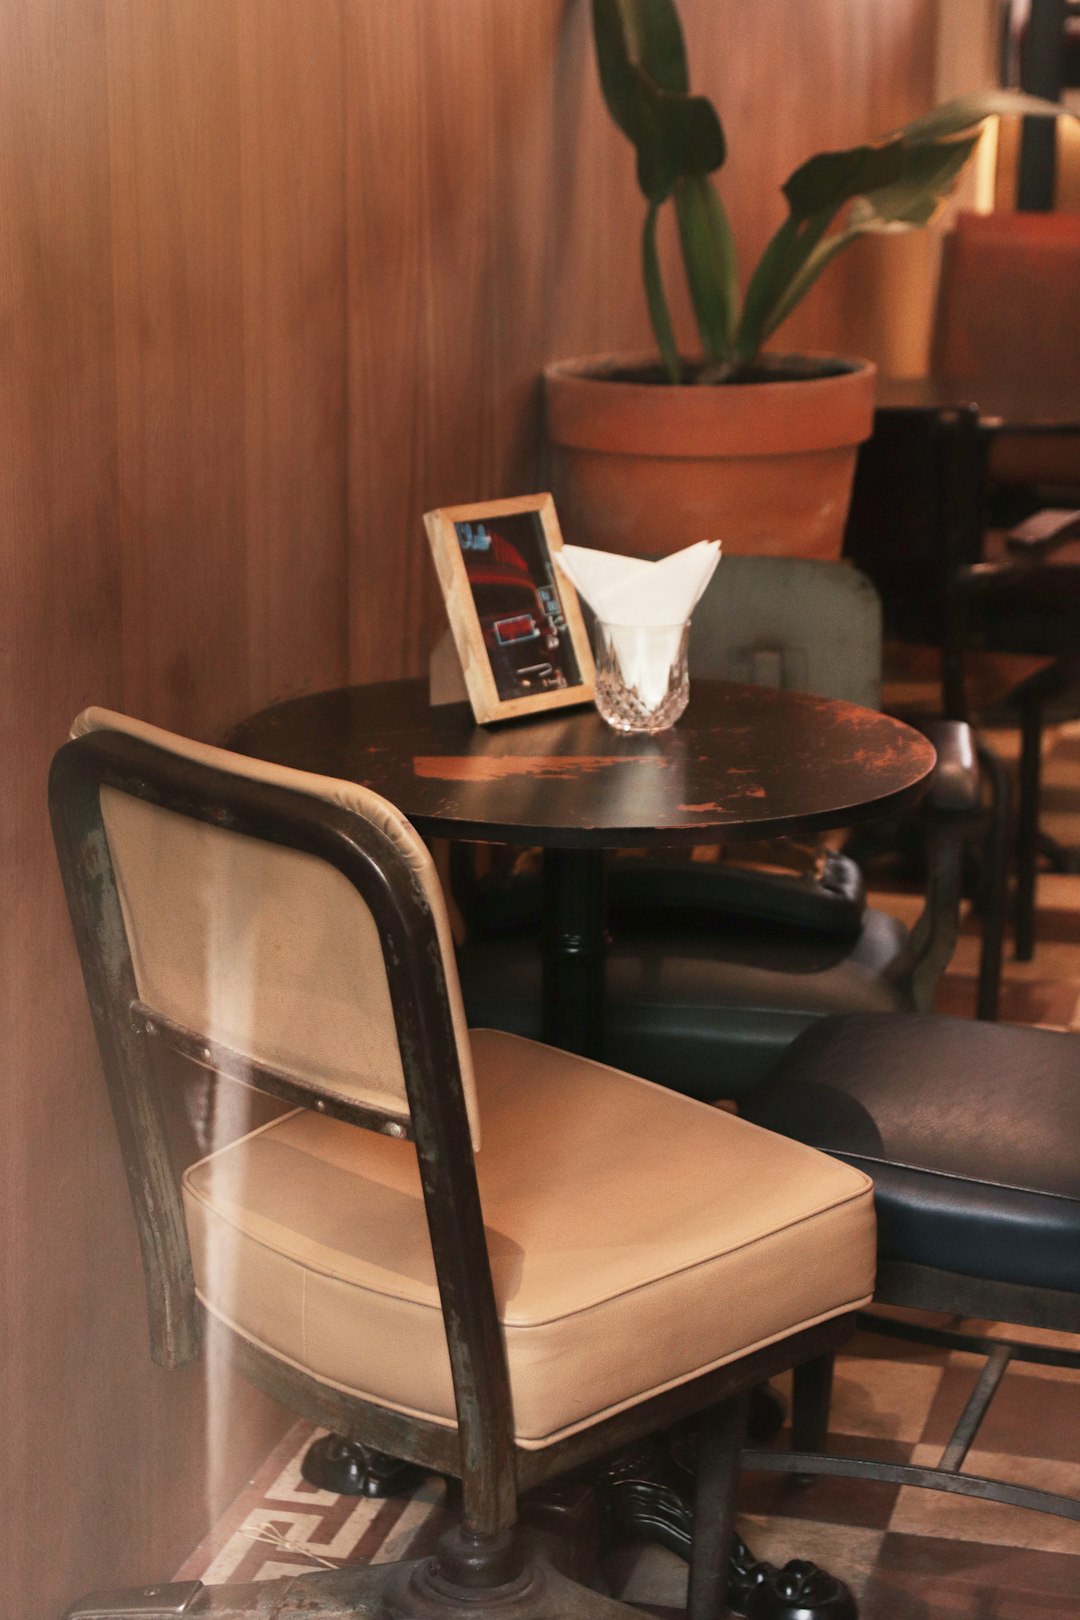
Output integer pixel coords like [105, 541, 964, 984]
[230, 676, 936, 1060]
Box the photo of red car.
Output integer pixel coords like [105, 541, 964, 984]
[455, 513, 582, 701]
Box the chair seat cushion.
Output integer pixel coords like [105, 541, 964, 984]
[743, 1013, 1080, 1295]
[183, 1030, 874, 1450]
[458, 911, 913, 1102]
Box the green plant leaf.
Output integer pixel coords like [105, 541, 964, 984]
[750, 226, 861, 348]
[748, 136, 978, 351]
[893, 88, 1069, 143]
[611, 0, 689, 93]
[592, 0, 725, 202]
[674, 175, 739, 361]
[848, 135, 979, 227]
[784, 142, 907, 222]
[735, 213, 831, 366]
[643, 202, 682, 382]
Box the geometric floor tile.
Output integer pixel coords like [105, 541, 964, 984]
[863, 1531, 1080, 1620]
[828, 1357, 949, 1444]
[890, 1448, 1080, 1556]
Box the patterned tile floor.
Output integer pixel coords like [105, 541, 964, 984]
[175, 723, 1080, 1617]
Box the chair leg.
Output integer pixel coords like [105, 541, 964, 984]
[687, 1393, 748, 1620]
[975, 743, 1009, 1021]
[1014, 697, 1043, 962]
[792, 1351, 836, 1455]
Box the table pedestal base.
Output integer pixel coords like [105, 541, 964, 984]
[596, 1434, 857, 1620]
[300, 1425, 857, 1620]
[542, 849, 608, 1058]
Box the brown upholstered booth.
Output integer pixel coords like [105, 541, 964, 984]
[51, 709, 876, 1620]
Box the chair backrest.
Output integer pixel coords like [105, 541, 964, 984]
[932, 209, 1080, 389]
[52, 709, 523, 1522]
[932, 209, 1080, 488]
[842, 404, 986, 653]
[62, 707, 480, 1143]
[49, 712, 502, 1386]
[689, 555, 882, 711]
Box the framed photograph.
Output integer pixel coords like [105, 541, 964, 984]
[423, 493, 595, 725]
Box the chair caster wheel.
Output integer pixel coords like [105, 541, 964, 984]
[300, 1433, 425, 1497]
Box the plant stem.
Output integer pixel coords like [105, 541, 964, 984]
[643, 201, 682, 383]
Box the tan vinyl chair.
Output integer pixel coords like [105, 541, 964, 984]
[51, 709, 876, 1620]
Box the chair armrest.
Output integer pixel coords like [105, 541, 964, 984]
[961, 508, 1080, 592]
[905, 720, 981, 1011]
[916, 719, 981, 817]
[1004, 507, 1080, 559]
[608, 851, 867, 939]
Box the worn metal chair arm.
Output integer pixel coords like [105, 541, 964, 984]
[960, 507, 1080, 592]
[905, 720, 982, 1011]
[1004, 506, 1080, 558]
[915, 719, 981, 818]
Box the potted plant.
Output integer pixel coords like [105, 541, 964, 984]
[545, 0, 1063, 560]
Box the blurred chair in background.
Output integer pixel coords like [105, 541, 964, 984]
[932, 208, 1080, 498]
[843, 400, 1076, 959]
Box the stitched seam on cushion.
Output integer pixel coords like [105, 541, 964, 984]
[840, 1151, 1080, 1207]
[185, 1175, 872, 1325]
[182, 1187, 442, 1306]
[194, 1290, 458, 1431]
[498, 1185, 875, 1328]
[195, 1286, 873, 1449]
[513, 1289, 875, 1448]
[183, 1106, 307, 1181]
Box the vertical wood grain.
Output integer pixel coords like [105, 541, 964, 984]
[238, 0, 349, 708]
[107, 0, 250, 736]
[2, 4, 947, 1615]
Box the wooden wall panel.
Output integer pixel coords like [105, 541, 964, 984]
[107, 0, 251, 735]
[238, 0, 350, 708]
[2, 3, 349, 1616]
[2, 3, 945, 1616]
[2, 9, 125, 1612]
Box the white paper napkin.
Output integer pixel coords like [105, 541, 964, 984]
[555, 540, 721, 709]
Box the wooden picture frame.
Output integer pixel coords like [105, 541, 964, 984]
[423, 494, 595, 725]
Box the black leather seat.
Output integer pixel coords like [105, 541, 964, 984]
[459, 862, 915, 1101]
[744, 1012, 1080, 1295]
[734, 1009, 1080, 1526]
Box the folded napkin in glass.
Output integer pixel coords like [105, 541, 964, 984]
[555, 540, 721, 730]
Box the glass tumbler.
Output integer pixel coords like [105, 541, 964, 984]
[593, 620, 691, 734]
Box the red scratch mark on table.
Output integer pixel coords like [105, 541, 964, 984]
[412, 755, 660, 782]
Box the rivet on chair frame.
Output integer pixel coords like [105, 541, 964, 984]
[314, 1099, 327, 1112]
[384, 1122, 406, 1138]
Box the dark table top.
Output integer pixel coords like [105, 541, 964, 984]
[877, 375, 1080, 435]
[229, 678, 937, 850]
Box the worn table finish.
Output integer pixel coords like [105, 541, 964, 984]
[232, 678, 936, 1057]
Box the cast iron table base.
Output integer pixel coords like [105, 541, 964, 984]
[298, 1424, 857, 1620]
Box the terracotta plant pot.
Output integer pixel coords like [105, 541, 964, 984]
[543, 352, 877, 561]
